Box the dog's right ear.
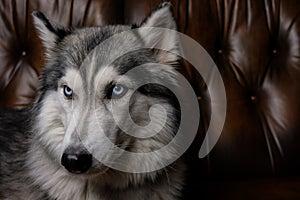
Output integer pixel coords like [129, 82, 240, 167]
[32, 11, 71, 50]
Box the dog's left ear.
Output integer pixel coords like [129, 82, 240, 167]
[32, 11, 71, 50]
[138, 2, 179, 64]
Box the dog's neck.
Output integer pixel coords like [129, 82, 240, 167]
[25, 138, 180, 200]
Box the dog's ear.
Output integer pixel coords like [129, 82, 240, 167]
[140, 2, 177, 30]
[32, 11, 71, 50]
[138, 2, 179, 64]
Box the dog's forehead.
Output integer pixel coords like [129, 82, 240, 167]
[62, 25, 142, 68]
[63, 27, 156, 79]
[63, 64, 120, 95]
[57, 25, 158, 94]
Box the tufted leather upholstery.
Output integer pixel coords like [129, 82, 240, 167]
[1, 0, 300, 199]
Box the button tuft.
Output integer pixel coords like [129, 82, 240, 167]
[250, 96, 256, 101]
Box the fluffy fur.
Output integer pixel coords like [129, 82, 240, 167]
[0, 3, 186, 200]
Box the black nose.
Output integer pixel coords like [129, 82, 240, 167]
[61, 151, 92, 174]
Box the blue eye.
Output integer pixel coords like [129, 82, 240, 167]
[111, 84, 128, 98]
[63, 85, 73, 99]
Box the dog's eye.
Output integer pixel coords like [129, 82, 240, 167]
[63, 85, 73, 99]
[108, 84, 128, 99]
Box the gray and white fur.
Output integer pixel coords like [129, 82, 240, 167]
[0, 3, 186, 200]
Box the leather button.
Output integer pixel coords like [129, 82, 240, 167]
[218, 49, 223, 54]
[250, 96, 256, 101]
[197, 96, 202, 100]
[272, 49, 277, 54]
[21, 51, 26, 56]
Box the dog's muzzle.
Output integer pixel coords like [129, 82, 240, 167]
[61, 147, 92, 174]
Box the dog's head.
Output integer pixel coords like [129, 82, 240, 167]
[32, 2, 182, 182]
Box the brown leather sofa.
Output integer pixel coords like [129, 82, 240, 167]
[1, 0, 300, 199]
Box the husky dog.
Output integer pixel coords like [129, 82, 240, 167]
[0, 3, 186, 200]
